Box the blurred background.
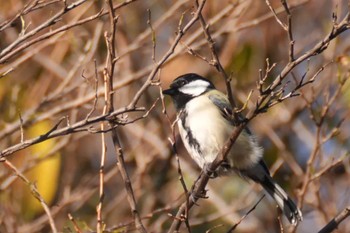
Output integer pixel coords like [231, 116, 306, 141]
[0, 0, 349, 232]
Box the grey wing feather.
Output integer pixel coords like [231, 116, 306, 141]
[208, 93, 233, 123]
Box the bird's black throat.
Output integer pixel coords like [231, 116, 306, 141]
[163, 89, 193, 110]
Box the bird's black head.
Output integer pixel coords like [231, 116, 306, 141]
[163, 73, 215, 110]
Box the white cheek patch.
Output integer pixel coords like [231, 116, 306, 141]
[179, 80, 210, 96]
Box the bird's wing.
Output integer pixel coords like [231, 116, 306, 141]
[207, 91, 234, 123]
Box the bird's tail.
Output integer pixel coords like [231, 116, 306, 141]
[260, 175, 303, 225]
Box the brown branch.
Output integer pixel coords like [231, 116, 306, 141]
[68, 213, 83, 233]
[281, 0, 295, 62]
[147, 9, 156, 63]
[298, 74, 347, 203]
[0, 0, 139, 64]
[248, 11, 350, 119]
[0, 106, 145, 158]
[168, 6, 350, 233]
[0, 0, 88, 61]
[0, 9, 103, 64]
[318, 207, 350, 233]
[188, 0, 309, 53]
[103, 0, 147, 232]
[1, 159, 58, 233]
[97, 119, 107, 233]
[1, 2, 349, 232]
[195, 0, 236, 110]
[0, 0, 307, 143]
[111, 130, 147, 233]
[0, 0, 40, 32]
[18, 166, 120, 233]
[265, 0, 288, 30]
[166, 114, 191, 231]
[128, 0, 208, 108]
[226, 195, 265, 233]
[0, 137, 69, 190]
[85, 60, 100, 121]
[106, 205, 176, 232]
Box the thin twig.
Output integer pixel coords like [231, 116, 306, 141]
[226, 195, 265, 233]
[85, 60, 99, 121]
[0, 0, 88, 61]
[128, 0, 208, 108]
[18, 165, 120, 233]
[281, 0, 295, 62]
[19, 111, 24, 143]
[104, 0, 147, 232]
[147, 9, 156, 63]
[96, 98, 107, 233]
[68, 213, 83, 233]
[318, 207, 350, 233]
[297, 77, 348, 214]
[0, 106, 145, 158]
[265, 0, 287, 30]
[167, 116, 191, 231]
[168, 5, 350, 233]
[112, 130, 148, 233]
[0, 0, 307, 142]
[195, 0, 236, 110]
[0, 0, 138, 64]
[2, 159, 58, 233]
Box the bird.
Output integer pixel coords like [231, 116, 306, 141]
[162, 73, 303, 225]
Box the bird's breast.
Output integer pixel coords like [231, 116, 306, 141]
[178, 95, 262, 171]
[178, 96, 232, 167]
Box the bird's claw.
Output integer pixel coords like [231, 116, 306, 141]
[190, 189, 208, 205]
[203, 164, 218, 178]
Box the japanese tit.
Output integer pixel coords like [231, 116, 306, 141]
[163, 73, 303, 225]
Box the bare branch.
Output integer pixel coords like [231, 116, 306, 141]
[68, 213, 83, 233]
[128, 0, 208, 108]
[1, 159, 58, 233]
[168, 4, 350, 233]
[318, 207, 350, 233]
[147, 9, 156, 63]
[195, 0, 237, 110]
[226, 195, 265, 233]
[0, 107, 145, 158]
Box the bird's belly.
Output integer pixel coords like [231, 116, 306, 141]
[179, 109, 261, 171]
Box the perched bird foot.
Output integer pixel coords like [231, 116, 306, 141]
[190, 189, 208, 205]
[203, 163, 218, 179]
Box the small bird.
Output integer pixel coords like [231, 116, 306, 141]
[163, 73, 303, 225]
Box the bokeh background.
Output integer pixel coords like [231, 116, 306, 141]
[0, 0, 350, 232]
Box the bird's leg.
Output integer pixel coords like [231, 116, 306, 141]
[188, 170, 211, 204]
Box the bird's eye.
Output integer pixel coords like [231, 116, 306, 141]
[179, 80, 186, 86]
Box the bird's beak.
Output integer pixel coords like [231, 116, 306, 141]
[162, 88, 175, 96]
